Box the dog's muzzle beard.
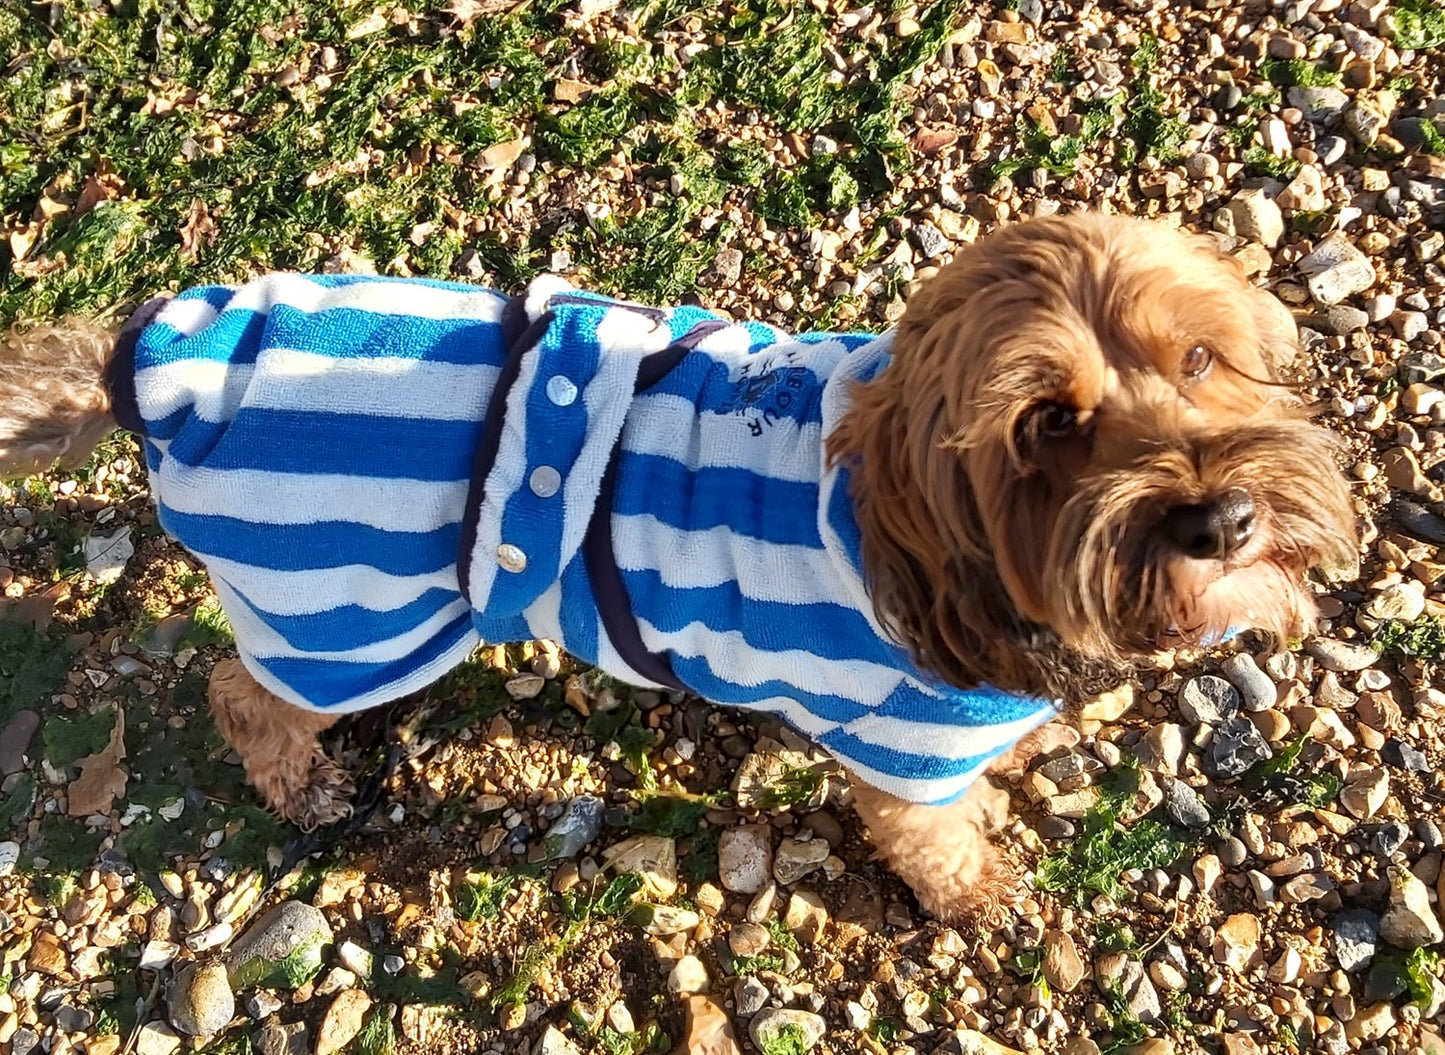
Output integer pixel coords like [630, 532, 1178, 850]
[1038, 419, 1357, 658]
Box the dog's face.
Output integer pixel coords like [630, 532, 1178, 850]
[832, 213, 1357, 695]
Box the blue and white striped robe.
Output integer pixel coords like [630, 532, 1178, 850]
[108, 274, 1057, 804]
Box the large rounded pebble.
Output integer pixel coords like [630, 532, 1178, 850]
[135, 1022, 182, 1055]
[225, 900, 332, 991]
[749, 1008, 826, 1053]
[1042, 930, 1086, 993]
[168, 961, 234, 1037]
[1219, 654, 1275, 712]
[1307, 638, 1381, 672]
[314, 990, 371, 1055]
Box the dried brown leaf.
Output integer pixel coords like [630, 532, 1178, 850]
[179, 199, 219, 263]
[67, 708, 128, 818]
[74, 173, 123, 220]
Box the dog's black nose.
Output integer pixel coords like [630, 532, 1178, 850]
[1164, 488, 1256, 560]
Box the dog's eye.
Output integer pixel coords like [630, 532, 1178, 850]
[1028, 401, 1077, 439]
[1183, 344, 1214, 379]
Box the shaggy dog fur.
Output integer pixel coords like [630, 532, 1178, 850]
[0, 214, 1356, 921]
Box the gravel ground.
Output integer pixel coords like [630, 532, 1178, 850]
[3, 1, 1445, 1054]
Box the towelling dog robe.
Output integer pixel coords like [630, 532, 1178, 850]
[106, 273, 1057, 804]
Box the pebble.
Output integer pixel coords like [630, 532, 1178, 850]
[135, 1022, 182, 1055]
[772, 837, 830, 885]
[734, 976, 769, 1017]
[1220, 654, 1276, 712]
[1205, 717, 1273, 778]
[1383, 738, 1430, 772]
[1218, 189, 1285, 248]
[537, 1025, 583, 1055]
[749, 1008, 826, 1053]
[784, 889, 828, 944]
[168, 961, 234, 1037]
[1214, 913, 1261, 973]
[0, 841, 17, 877]
[1162, 777, 1212, 829]
[224, 900, 333, 990]
[314, 990, 371, 1055]
[911, 221, 949, 260]
[1307, 638, 1381, 672]
[1179, 675, 1240, 725]
[1380, 865, 1445, 948]
[1297, 234, 1377, 305]
[1095, 955, 1161, 1022]
[717, 826, 773, 893]
[668, 954, 709, 994]
[1042, 931, 1086, 992]
[543, 795, 604, 859]
[1340, 767, 1389, 819]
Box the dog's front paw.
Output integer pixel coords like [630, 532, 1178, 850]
[285, 755, 356, 832]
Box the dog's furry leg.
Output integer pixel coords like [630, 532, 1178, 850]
[208, 659, 355, 831]
[851, 778, 1021, 925]
[0, 317, 121, 475]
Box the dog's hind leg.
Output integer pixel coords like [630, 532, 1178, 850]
[208, 659, 355, 831]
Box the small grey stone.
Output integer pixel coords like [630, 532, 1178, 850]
[254, 1020, 308, 1055]
[1394, 499, 1445, 545]
[1400, 350, 1445, 385]
[543, 794, 604, 859]
[1333, 909, 1380, 972]
[1218, 836, 1248, 867]
[1036, 816, 1076, 839]
[1418, 819, 1444, 851]
[708, 247, 744, 287]
[1097, 957, 1161, 1023]
[1382, 738, 1430, 772]
[1368, 821, 1410, 857]
[1310, 304, 1370, 334]
[733, 976, 769, 1017]
[1220, 654, 1276, 712]
[1297, 234, 1376, 305]
[1288, 85, 1349, 122]
[1316, 135, 1348, 165]
[1205, 717, 1272, 778]
[55, 1004, 94, 1033]
[1179, 675, 1241, 726]
[10, 1028, 40, 1055]
[1162, 778, 1212, 829]
[244, 990, 283, 1020]
[911, 222, 949, 260]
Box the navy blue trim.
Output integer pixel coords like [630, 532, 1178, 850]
[581, 321, 727, 692]
[458, 296, 552, 604]
[105, 296, 170, 435]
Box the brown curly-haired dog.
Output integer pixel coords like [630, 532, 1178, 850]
[0, 214, 1355, 922]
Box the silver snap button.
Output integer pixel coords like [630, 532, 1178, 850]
[496, 543, 527, 573]
[529, 465, 561, 498]
[546, 374, 578, 406]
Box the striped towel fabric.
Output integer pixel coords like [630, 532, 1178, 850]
[108, 272, 1057, 804]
